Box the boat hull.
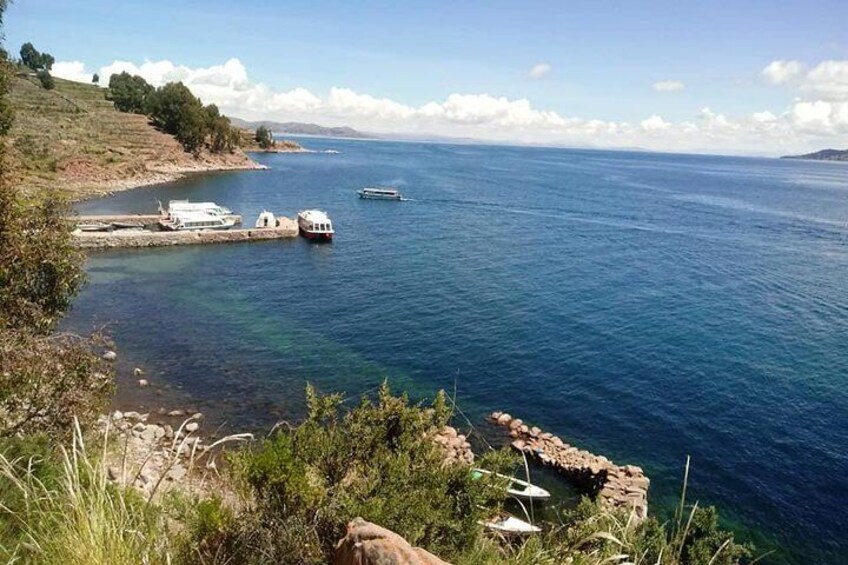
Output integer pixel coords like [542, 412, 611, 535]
[299, 228, 333, 242]
[358, 192, 402, 200]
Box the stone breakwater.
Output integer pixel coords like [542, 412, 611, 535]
[490, 412, 649, 519]
[74, 218, 298, 249]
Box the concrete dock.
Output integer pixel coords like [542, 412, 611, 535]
[72, 215, 298, 249]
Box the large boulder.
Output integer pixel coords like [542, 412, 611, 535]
[332, 518, 450, 565]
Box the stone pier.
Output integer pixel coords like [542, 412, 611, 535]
[490, 411, 649, 519]
[73, 217, 298, 249]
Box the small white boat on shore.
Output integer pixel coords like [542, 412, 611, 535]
[479, 513, 541, 535]
[472, 468, 551, 501]
[358, 187, 403, 200]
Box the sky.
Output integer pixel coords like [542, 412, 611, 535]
[7, 0, 848, 155]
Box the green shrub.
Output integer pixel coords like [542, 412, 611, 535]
[37, 69, 54, 90]
[198, 384, 515, 564]
[0, 331, 114, 438]
[0, 190, 86, 334]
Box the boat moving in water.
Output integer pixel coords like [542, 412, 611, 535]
[297, 210, 334, 241]
[472, 468, 551, 501]
[358, 187, 403, 200]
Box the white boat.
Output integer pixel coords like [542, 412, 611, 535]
[358, 187, 402, 200]
[159, 211, 237, 231]
[479, 513, 541, 535]
[165, 200, 233, 217]
[472, 468, 551, 501]
[297, 210, 334, 242]
[77, 222, 113, 232]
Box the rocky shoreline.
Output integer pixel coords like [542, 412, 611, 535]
[66, 156, 269, 202]
[97, 408, 252, 499]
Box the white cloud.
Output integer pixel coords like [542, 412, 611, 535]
[802, 60, 848, 100]
[652, 80, 685, 92]
[528, 63, 551, 79]
[762, 60, 804, 84]
[48, 56, 848, 155]
[640, 115, 670, 131]
[51, 61, 98, 84]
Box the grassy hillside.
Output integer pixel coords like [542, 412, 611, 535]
[7, 74, 260, 200]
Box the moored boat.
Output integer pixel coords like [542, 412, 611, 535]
[165, 200, 234, 217]
[471, 468, 551, 501]
[159, 211, 237, 231]
[77, 222, 113, 232]
[358, 187, 402, 200]
[479, 513, 541, 535]
[297, 209, 334, 241]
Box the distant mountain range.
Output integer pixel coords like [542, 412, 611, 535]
[229, 118, 374, 139]
[781, 148, 848, 162]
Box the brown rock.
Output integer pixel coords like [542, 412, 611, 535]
[496, 413, 512, 426]
[508, 418, 523, 430]
[332, 517, 450, 565]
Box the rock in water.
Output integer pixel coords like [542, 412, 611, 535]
[133, 367, 144, 376]
[138, 379, 149, 387]
[332, 517, 450, 565]
[102, 350, 117, 362]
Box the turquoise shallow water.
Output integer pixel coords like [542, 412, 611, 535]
[66, 139, 848, 563]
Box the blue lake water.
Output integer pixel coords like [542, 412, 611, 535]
[66, 139, 848, 563]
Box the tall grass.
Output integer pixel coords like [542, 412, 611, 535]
[0, 419, 173, 564]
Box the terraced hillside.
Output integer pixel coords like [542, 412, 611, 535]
[7, 74, 261, 200]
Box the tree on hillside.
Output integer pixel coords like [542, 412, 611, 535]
[19, 42, 37, 68]
[19, 42, 53, 71]
[255, 125, 274, 149]
[204, 104, 238, 153]
[107, 71, 153, 113]
[92, 73, 99, 85]
[145, 82, 208, 153]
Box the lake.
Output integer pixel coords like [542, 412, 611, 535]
[66, 138, 848, 563]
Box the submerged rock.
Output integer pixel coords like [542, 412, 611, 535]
[102, 350, 117, 361]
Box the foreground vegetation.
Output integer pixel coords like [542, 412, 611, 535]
[0, 384, 753, 565]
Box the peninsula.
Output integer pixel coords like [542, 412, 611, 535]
[7, 74, 305, 201]
[781, 148, 848, 162]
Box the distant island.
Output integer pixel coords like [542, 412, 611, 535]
[229, 117, 374, 139]
[781, 148, 848, 162]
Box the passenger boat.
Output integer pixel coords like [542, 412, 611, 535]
[297, 210, 334, 241]
[471, 468, 551, 501]
[159, 211, 237, 231]
[357, 187, 402, 200]
[165, 200, 234, 217]
[479, 513, 541, 535]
